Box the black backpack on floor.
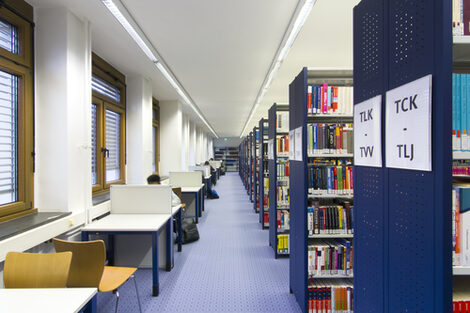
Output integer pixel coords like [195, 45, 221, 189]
[182, 218, 199, 244]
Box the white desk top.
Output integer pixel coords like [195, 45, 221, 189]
[172, 205, 182, 216]
[82, 214, 171, 232]
[204, 175, 211, 179]
[181, 184, 204, 193]
[0, 288, 97, 313]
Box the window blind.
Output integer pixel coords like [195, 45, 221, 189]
[0, 70, 17, 205]
[92, 75, 121, 103]
[105, 109, 120, 182]
[91, 104, 97, 185]
[0, 19, 18, 54]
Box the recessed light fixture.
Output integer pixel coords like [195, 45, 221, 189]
[239, 0, 317, 137]
[100, 0, 219, 138]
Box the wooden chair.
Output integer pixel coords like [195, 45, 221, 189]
[3, 251, 72, 288]
[52, 238, 142, 313]
[172, 187, 185, 209]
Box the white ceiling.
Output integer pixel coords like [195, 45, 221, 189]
[26, 0, 359, 138]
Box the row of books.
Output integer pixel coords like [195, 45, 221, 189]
[453, 184, 470, 266]
[277, 160, 289, 177]
[308, 282, 353, 313]
[307, 85, 354, 115]
[454, 160, 470, 176]
[277, 234, 289, 254]
[307, 124, 354, 155]
[277, 210, 290, 230]
[307, 240, 353, 277]
[453, 0, 470, 36]
[277, 135, 289, 154]
[277, 111, 289, 133]
[277, 186, 289, 206]
[308, 166, 354, 195]
[454, 301, 470, 313]
[452, 74, 470, 152]
[307, 202, 354, 235]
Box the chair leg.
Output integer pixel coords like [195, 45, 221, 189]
[132, 274, 143, 313]
[114, 290, 120, 313]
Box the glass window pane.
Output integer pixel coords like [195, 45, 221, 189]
[91, 104, 97, 185]
[0, 70, 17, 205]
[105, 109, 120, 183]
[92, 75, 121, 103]
[0, 19, 19, 54]
[152, 126, 156, 173]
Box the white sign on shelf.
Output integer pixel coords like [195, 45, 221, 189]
[385, 74, 432, 171]
[294, 126, 303, 161]
[289, 130, 295, 160]
[268, 139, 274, 160]
[354, 95, 382, 167]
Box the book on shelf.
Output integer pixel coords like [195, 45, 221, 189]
[308, 164, 354, 196]
[453, 0, 470, 36]
[277, 209, 290, 230]
[307, 280, 353, 313]
[452, 74, 470, 152]
[454, 159, 470, 175]
[453, 183, 470, 267]
[454, 301, 470, 313]
[308, 200, 354, 235]
[277, 234, 289, 254]
[277, 160, 289, 177]
[307, 123, 354, 155]
[264, 212, 269, 225]
[307, 85, 353, 115]
[277, 135, 289, 153]
[277, 185, 289, 206]
[307, 239, 353, 278]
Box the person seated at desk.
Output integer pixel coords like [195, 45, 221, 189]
[147, 174, 181, 206]
[204, 161, 216, 186]
[203, 162, 219, 199]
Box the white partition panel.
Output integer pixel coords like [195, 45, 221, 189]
[189, 165, 210, 177]
[110, 185, 171, 214]
[209, 160, 222, 168]
[169, 171, 202, 187]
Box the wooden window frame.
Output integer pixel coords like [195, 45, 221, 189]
[0, 1, 34, 222]
[152, 99, 160, 174]
[92, 53, 126, 196]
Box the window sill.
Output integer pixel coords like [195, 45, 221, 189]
[92, 191, 110, 206]
[0, 212, 71, 242]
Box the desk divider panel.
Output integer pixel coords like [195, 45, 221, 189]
[189, 166, 210, 178]
[209, 161, 221, 168]
[169, 172, 203, 187]
[110, 185, 172, 214]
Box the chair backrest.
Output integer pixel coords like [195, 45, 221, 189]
[3, 251, 72, 288]
[53, 238, 106, 288]
[172, 187, 182, 199]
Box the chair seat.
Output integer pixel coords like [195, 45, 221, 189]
[99, 266, 137, 292]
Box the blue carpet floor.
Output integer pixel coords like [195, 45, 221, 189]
[98, 172, 301, 313]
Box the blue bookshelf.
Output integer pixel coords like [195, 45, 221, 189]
[252, 127, 260, 212]
[268, 103, 290, 258]
[352, 0, 452, 311]
[288, 68, 354, 313]
[259, 118, 269, 229]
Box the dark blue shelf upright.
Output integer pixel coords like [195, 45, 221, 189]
[259, 118, 269, 229]
[268, 103, 290, 259]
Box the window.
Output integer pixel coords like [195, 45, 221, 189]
[91, 53, 126, 195]
[0, 1, 34, 222]
[152, 99, 160, 174]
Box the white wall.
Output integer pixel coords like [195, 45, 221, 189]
[35, 7, 92, 214]
[160, 101, 183, 175]
[126, 75, 153, 184]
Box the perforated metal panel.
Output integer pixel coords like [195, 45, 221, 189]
[354, 0, 452, 312]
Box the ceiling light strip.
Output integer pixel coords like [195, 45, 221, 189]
[239, 0, 317, 137]
[100, 0, 218, 138]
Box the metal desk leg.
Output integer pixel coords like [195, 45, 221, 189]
[195, 192, 199, 224]
[177, 209, 182, 252]
[82, 294, 97, 313]
[81, 231, 88, 241]
[108, 234, 115, 266]
[152, 231, 159, 297]
[201, 188, 205, 211]
[166, 219, 172, 272]
[197, 191, 202, 218]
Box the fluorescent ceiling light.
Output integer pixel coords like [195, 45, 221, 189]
[100, 0, 218, 138]
[239, 0, 317, 137]
[101, 0, 158, 62]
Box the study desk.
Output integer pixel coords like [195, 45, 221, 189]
[81, 213, 172, 297]
[181, 184, 204, 223]
[0, 288, 97, 313]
